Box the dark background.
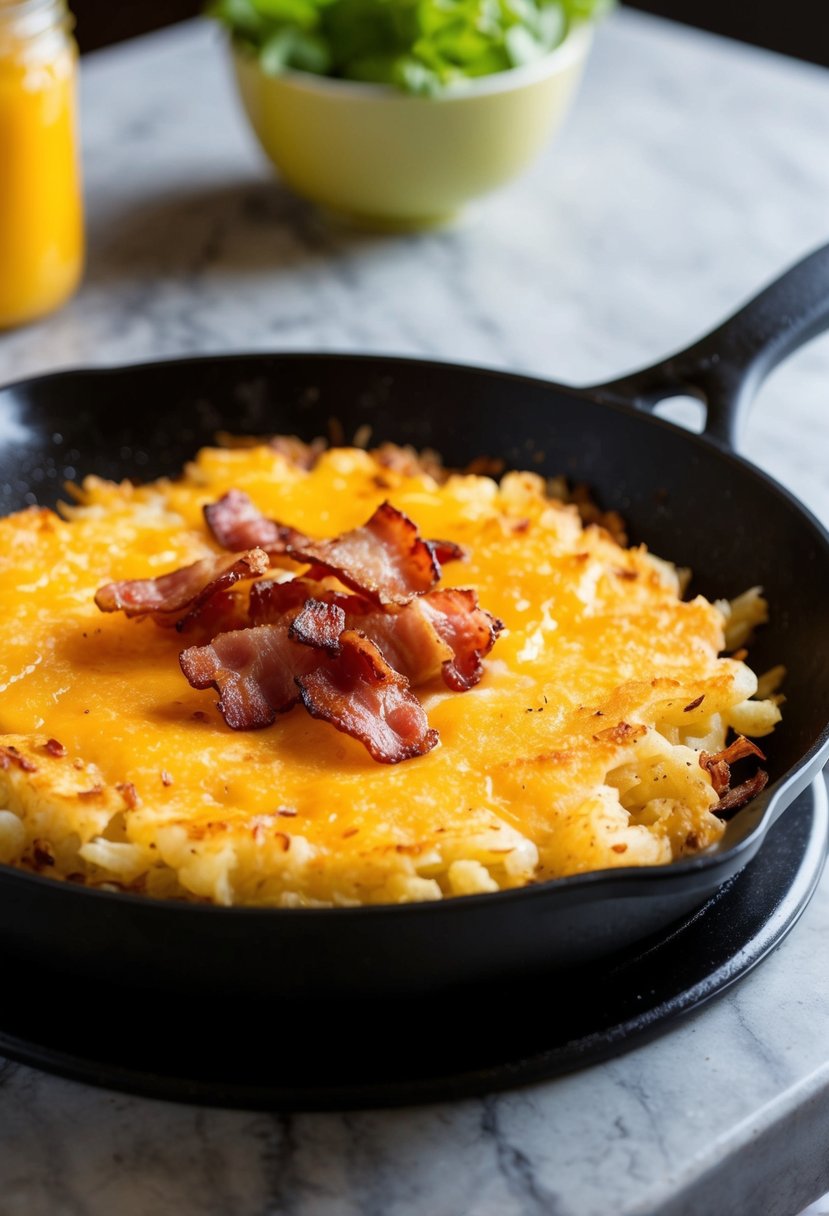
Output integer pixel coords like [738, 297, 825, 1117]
[71, 0, 829, 67]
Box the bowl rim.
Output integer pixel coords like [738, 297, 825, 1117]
[229, 18, 593, 102]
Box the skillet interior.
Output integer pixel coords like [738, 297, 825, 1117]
[0, 353, 827, 997]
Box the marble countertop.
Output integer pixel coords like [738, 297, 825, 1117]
[2, 9, 829, 1215]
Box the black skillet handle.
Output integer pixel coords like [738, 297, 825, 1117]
[589, 243, 829, 448]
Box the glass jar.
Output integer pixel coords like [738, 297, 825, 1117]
[0, 0, 83, 329]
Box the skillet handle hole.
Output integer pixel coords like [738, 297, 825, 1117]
[651, 396, 707, 434]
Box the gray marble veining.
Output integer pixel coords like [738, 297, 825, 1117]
[1, 10, 829, 1215]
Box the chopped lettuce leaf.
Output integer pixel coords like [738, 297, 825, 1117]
[207, 0, 610, 94]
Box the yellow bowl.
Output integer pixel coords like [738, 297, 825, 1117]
[230, 24, 593, 230]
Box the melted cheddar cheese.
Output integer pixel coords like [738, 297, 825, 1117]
[0, 444, 780, 905]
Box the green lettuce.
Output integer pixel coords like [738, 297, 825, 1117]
[207, 0, 611, 94]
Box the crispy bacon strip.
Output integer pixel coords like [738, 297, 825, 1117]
[178, 495, 498, 755]
[95, 550, 269, 627]
[427, 539, 466, 566]
[700, 736, 766, 797]
[250, 577, 369, 625]
[711, 736, 767, 767]
[286, 502, 440, 606]
[182, 599, 441, 760]
[419, 589, 504, 691]
[250, 579, 450, 684]
[250, 578, 500, 690]
[180, 623, 319, 729]
[350, 600, 453, 686]
[714, 770, 769, 820]
[362, 590, 502, 691]
[205, 491, 464, 590]
[204, 490, 308, 555]
[297, 629, 439, 764]
[177, 589, 252, 640]
[289, 599, 345, 655]
[180, 599, 347, 729]
[700, 735, 768, 819]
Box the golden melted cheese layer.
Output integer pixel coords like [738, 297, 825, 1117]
[0, 445, 779, 905]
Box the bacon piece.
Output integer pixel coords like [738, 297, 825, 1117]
[251, 579, 499, 690]
[181, 598, 442, 758]
[297, 630, 439, 764]
[419, 589, 504, 691]
[250, 577, 369, 625]
[251, 579, 450, 683]
[700, 735, 768, 819]
[181, 595, 358, 730]
[709, 736, 766, 767]
[252, 578, 499, 690]
[180, 624, 319, 728]
[249, 576, 321, 623]
[287, 502, 440, 606]
[95, 550, 269, 628]
[254, 582, 443, 679]
[714, 770, 769, 820]
[426, 539, 466, 566]
[0, 745, 37, 773]
[349, 600, 453, 685]
[204, 490, 308, 555]
[351, 591, 501, 690]
[176, 589, 251, 640]
[700, 736, 766, 797]
[205, 489, 464, 592]
[181, 596, 355, 728]
[289, 599, 345, 655]
[702, 756, 729, 798]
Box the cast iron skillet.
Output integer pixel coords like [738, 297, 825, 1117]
[0, 245, 828, 1016]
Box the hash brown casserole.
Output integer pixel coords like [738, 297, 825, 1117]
[0, 439, 782, 905]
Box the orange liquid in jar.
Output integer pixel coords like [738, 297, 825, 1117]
[0, 2, 83, 329]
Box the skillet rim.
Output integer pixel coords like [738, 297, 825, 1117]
[1, 348, 828, 917]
